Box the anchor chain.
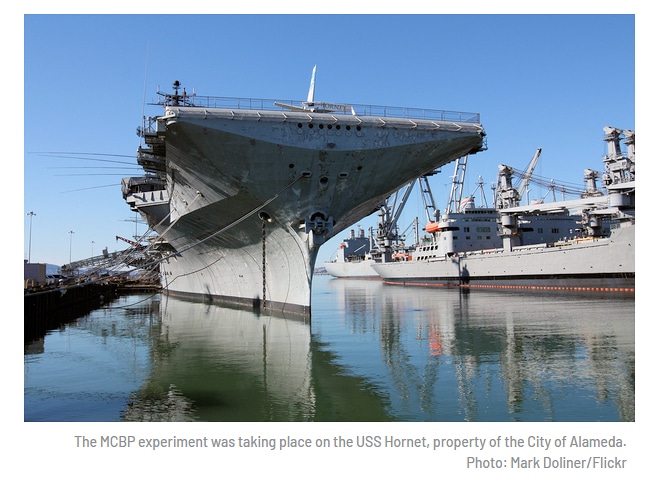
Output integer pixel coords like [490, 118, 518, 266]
[262, 220, 267, 308]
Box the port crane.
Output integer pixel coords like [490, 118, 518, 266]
[373, 180, 417, 254]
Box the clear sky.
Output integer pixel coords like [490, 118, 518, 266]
[23, 13, 636, 268]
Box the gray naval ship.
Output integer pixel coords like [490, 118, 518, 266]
[372, 126, 635, 294]
[324, 148, 587, 279]
[323, 179, 415, 279]
[323, 225, 382, 279]
[122, 67, 485, 316]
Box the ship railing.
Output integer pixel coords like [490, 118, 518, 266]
[139, 116, 163, 137]
[156, 95, 481, 124]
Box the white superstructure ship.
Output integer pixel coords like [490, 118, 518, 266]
[372, 127, 635, 294]
[123, 70, 485, 316]
[324, 148, 585, 279]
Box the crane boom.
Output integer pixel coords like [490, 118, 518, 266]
[116, 235, 141, 247]
[418, 175, 439, 223]
[387, 180, 416, 234]
[517, 148, 542, 198]
[116, 235, 151, 257]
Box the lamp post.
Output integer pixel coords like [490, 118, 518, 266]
[26, 211, 36, 263]
[91, 240, 95, 265]
[68, 230, 75, 271]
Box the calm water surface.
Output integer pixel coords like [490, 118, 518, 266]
[24, 275, 634, 422]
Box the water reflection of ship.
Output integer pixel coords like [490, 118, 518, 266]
[327, 278, 634, 421]
[122, 296, 313, 421]
[122, 294, 391, 421]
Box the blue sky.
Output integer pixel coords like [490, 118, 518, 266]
[23, 14, 636, 267]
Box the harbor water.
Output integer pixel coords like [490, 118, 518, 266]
[24, 275, 634, 422]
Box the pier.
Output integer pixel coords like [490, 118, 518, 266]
[24, 278, 161, 343]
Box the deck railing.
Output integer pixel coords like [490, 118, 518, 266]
[150, 94, 481, 124]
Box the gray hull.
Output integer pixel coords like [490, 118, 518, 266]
[130, 100, 485, 316]
[324, 259, 380, 279]
[372, 125, 635, 296]
[372, 225, 635, 293]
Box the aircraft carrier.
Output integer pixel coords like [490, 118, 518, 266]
[122, 68, 485, 316]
